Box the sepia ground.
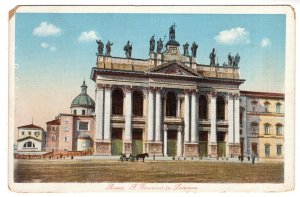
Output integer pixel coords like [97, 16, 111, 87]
[14, 159, 284, 183]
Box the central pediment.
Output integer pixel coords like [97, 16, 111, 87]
[146, 61, 201, 77]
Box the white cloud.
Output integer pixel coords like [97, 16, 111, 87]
[261, 38, 271, 48]
[40, 42, 56, 52]
[40, 42, 49, 48]
[214, 27, 250, 45]
[49, 46, 57, 52]
[78, 31, 99, 42]
[33, 22, 61, 37]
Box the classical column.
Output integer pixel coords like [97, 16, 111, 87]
[177, 97, 181, 117]
[147, 88, 154, 141]
[103, 87, 112, 141]
[190, 91, 198, 143]
[184, 91, 190, 142]
[95, 84, 104, 140]
[124, 87, 132, 142]
[163, 125, 168, 156]
[155, 89, 162, 142]
[210, 92, 217, 143]
[177, 126, 182, 156]
[228, 93, 234, 144]
[234, 94, 240, 144]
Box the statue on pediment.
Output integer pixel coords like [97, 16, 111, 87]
[149, 35, 155, 52]
[233, 53, 240, 67]
[169, 23, 176, 41]
[209, 48, 216, 66]
[105, 41, 113, 56]
[183, 42, 189, 56]
[228, 53, 233, 67]
[191, 42, 198, 57]
[157, 38, 164, 53]
[96, 39, 104, 56]
[124, 41, 132, 58]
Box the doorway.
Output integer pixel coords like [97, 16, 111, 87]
[167, 130, 177, 157]
[132, 129, 143, 155]
[111, 128, 123, 155]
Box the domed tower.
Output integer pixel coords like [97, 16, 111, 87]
[71, 80, 95, 115]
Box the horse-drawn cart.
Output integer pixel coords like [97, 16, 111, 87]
[119, 153, 149, 162]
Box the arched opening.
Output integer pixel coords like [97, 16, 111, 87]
[166, 91, 177, 117]
[198, 94, 208, 120]
[132, 90, 144, 116]
[112, 88, 124, 115]
[216, 96, 225, 120]
[23, 141, 35, 148]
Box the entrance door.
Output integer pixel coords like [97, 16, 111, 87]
[132, 129, 143, 155]
[167, 130, 177, 157]
[111, 128, 123, 155]
[199, 131, 208, 157]
[251, 143, 258, 154]
[217, 132, 226, 157]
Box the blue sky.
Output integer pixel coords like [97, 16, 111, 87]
[15, 13, 286, 127]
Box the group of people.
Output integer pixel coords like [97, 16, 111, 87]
[238, 153, 258, 164]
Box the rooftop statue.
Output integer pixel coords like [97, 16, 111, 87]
[183, 42, 189, 56]
[228, 52, 233, 67]
[124, 40, 132, 58]
[209, 48, 216, 66]
[233, 53, 240, 67]
[105, 41, 113, 56]
[191, 42, 198, 57]
[169, 23, 176, 41]
[149, 35, 155, 52]
[157, 38, 164, 53]
[96, 39, 104, 56]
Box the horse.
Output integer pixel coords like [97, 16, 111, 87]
[136, 153, 149, 162]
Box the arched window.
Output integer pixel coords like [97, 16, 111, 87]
[132, 90, 144, 116]
[74, 110, 77, 115]
[23, 141, 35, 148]
[166, 91, 177, 117]
[276, 123, 283, 136]
[112, 88, 124, 115]
[198, 95, 208, 120]
[216, 96, 225, 120]
[264, 123, 271, 135]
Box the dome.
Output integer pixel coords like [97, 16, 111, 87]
[71, 80, 95, 109]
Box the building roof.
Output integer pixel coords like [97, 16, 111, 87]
[71, 80, 95, 109]
[18, 124, 43, 130]
[46, 119, 60, 125]
[240, 90, 284, 100]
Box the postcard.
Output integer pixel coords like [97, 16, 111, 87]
[8, 5, 295, 192]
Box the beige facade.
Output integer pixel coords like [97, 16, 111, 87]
[240, 91, 284, 160]
[17, 124, 45, 152]
[91, 28, 245, 158]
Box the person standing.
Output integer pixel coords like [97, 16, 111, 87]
[251, 152, 256, 164]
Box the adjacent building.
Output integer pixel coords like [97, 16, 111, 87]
[240, 91, 284, 159]
[17, 123, 46, 152]
[45, 80, 96, 152]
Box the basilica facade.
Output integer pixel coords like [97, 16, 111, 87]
[91, 26, 245, 157]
